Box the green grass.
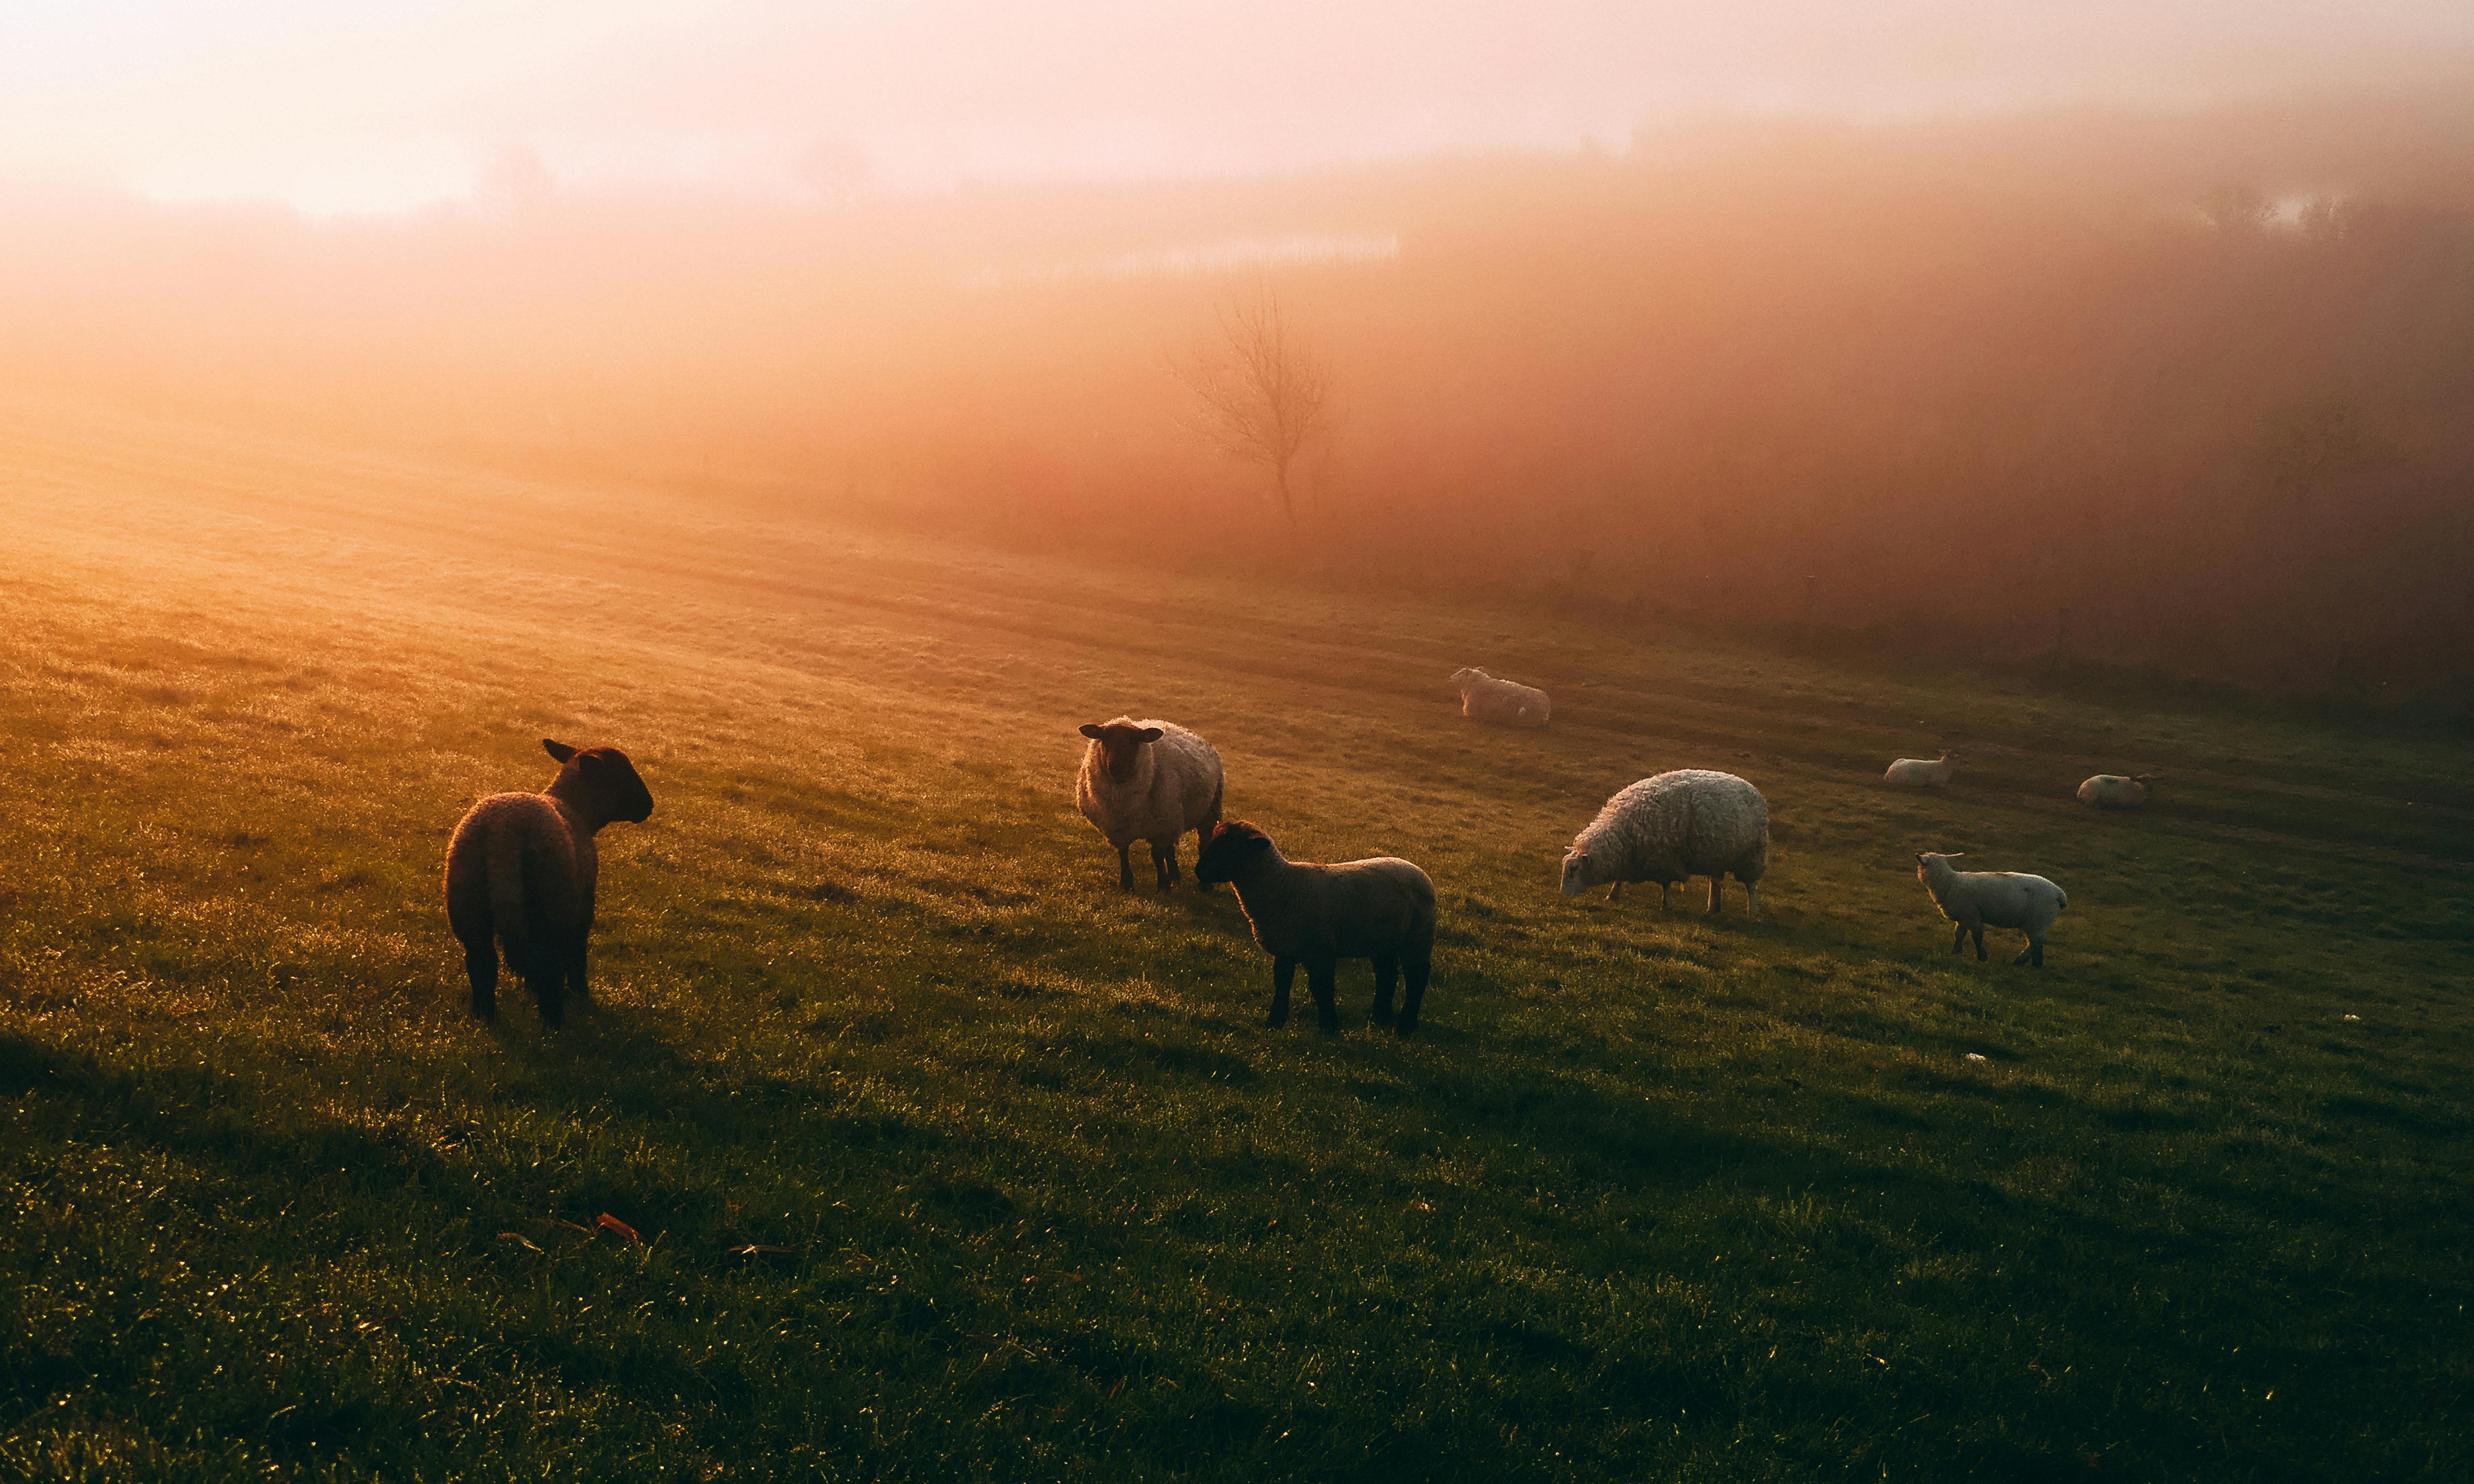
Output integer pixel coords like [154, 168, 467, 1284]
[2, 396, 2470, 1481]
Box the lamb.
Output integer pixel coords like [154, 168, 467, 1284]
[1193, 820, 1438, 1035]
[444, 739, 655, 1028]
[2077, 774, 2156, 808]
[1913, 852, 2067, 967]
[1074, 717, 1225, 890]
[1883, 749, 1957, 788]
[1449, 667, 1551, 728]
[1560, 769, 1769, 917]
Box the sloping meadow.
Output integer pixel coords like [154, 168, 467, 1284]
[2, 403, 2469, 1480]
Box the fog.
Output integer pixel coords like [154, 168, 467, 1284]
[7, 6, 2474, 701]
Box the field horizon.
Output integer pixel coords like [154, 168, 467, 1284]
[3, 393, 2469, 1481]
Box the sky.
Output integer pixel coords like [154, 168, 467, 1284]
[6, 0, 2473, 214]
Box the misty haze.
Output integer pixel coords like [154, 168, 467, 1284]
[3, 4, 2470, 1481]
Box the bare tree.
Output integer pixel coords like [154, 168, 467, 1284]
[1175, 287, 1333, 525]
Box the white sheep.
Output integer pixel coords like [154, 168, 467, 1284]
[1913, 852, 2067, 967]
[1883, 749, 1957, 788]
[1074, 716, 1224, 890]
[1560, 769, 1769, 917]
[1449, 667, 1551, 728]
[2077, 774, 2156, 808]
[1193, 820, 1438, 1035]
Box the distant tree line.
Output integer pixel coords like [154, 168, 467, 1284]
[4, 96, 2470, 705]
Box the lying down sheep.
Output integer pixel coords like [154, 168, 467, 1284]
[444, 739, 655, 1027]
[1561, 769, 1769, 917]
[1193, 820, 1437, 1036]
[1883, 750, 1957, 788]
[1914, 851, 2067, 967]
[2077, 774, 2156, 808]
[1450, 668, 1550, 728]
[1074, 717, 1224, 890]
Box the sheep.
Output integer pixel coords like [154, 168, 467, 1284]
[1560, 769, 1769, 917]
[2077, 774, 2156, 808]
[1913, 852, 2067, 967]
[1449, 667, 1551, 728]
[1193, 820, 1437, 1035]
[1883, 749, 1957, 788]
[1074, 717, 1224, 890]
[444, 739, 654, 1028]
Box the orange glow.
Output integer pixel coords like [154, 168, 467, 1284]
[4, 8, 2473, 693]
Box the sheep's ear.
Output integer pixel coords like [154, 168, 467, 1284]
[1137, 728, 1163, 744]
[543, 739, 578, 763]
[1078, 724, 1104, 740]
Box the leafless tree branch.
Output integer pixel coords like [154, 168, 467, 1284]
[1172, 285, 1333, 525]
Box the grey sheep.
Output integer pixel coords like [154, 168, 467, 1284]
[1193, 820, 1437, 1036]
[1560, 769, 1769, 917]
[1914, 851, 2067, 967]
[444, 739, 654, 1027]
[1450, 667, 1551, 728]
[1074, 717, 1224, 890]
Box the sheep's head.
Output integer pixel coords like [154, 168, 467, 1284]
[544, 738, 655, 825]
[1449, 667, 1484, 692]
[1078, 720, 1164, 784]
[1194, 820, 1275, 885]
[1559, 848, 1602, 896]
[1914, 850, 1962, 883]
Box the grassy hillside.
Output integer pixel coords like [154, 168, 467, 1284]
[2, 394, 2468, 1482]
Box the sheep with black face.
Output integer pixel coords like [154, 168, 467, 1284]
[1193, 820, 1438, 1036]
[444, 739, 654, 1027]
[1073, 716, 1224, 890]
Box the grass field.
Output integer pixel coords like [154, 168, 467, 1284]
[2, 393, 2470, 1482]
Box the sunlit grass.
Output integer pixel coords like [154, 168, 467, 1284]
[1, 405, 2468, 1480]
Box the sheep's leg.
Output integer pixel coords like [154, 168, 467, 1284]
[1398, 957, 1429, 1037]
[564, 935, 593, 1012]
[1660, 881, 1671, 909]
[1192, 824, 1215, 891]
[1743, 881, 1760, 921]
[1115, 843, 1135, 891]
[1970, 924, 1988, 962]
[1707, 876, 1724, 914]
[1606, 881, 1623, 903]
[1307, 959, 1340, 1033]
[529, 947, 567, 1030]
[1952, 923, 1967, 955]
[462, 935, 499, 1021]
[1268, 957, 1296, 1027]
[2015, 935, 2045, 969]
[1371, 957, 1399, 1025]
[1152, 840, 1177, 891]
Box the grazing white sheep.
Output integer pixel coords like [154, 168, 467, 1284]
[444, 739, 655, 1027]
[1074, 717, 1224, 890]
[2077, 774, 2156, 808]
[1913, 852, 2067, 967]
[1883, 750, 1957, 788]
[1560, 769, 1769, 917]
[1449, 667, 1551, 728]
[1193, 820, 1438, 1035]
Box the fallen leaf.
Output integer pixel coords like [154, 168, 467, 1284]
[727, 1244, 795, 1257]
[496, 1232, 542, 1252]
[597, 1213, 644, 1244]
